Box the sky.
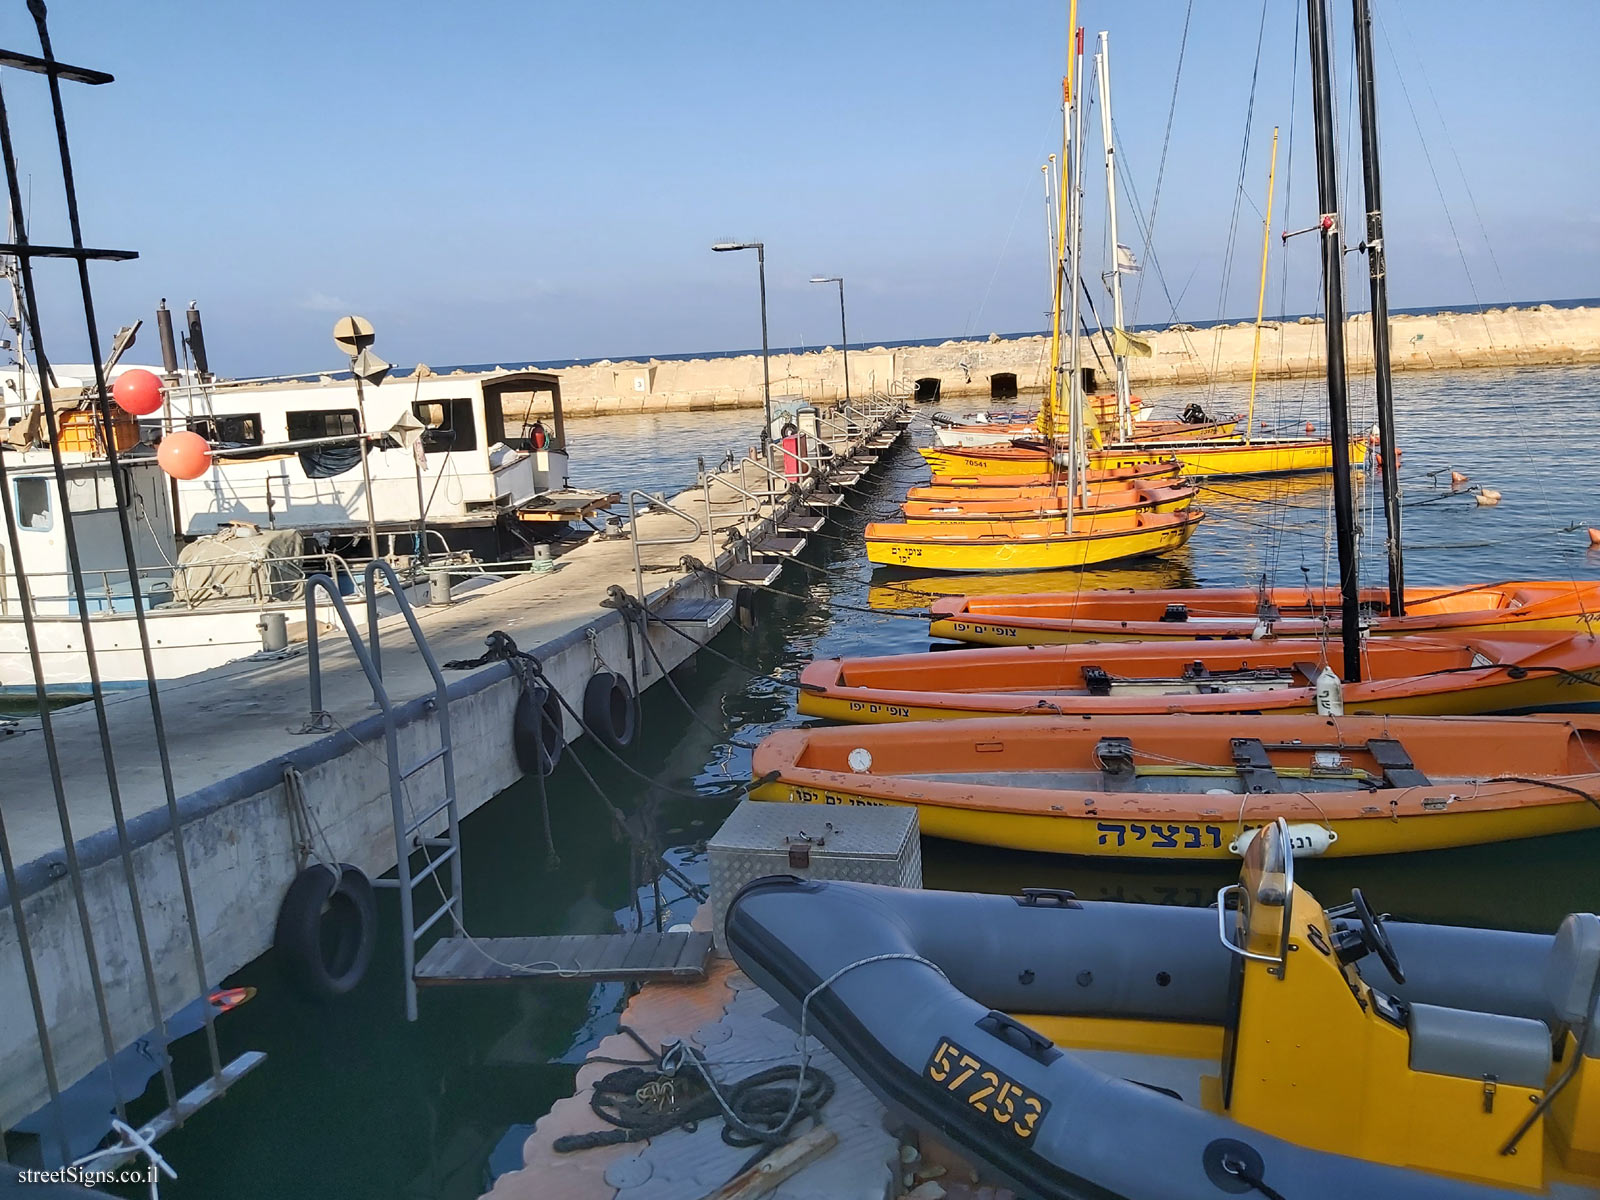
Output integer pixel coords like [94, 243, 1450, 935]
[2, 1, 1596, 376]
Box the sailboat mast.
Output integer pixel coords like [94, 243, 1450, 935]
[1095, 32, 1133, 443]
[1066, 25, 1088, 514]
[1306, 0, 1362, 682]
[1353, 0, 1403, 615]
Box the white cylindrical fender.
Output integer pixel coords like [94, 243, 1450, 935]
[1230, 822, 1339, 858]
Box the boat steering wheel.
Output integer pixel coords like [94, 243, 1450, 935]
[1350, 888, 1405, 984]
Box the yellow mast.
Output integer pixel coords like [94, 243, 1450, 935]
[1245, 125, 1279, 445]
[1042, 0, 1077, 443]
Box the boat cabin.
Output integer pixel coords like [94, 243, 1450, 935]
[163, 368, 570, 555]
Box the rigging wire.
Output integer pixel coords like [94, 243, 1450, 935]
[1129, 0, 1194, 327]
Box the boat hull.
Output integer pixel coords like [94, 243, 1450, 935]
[750, 713, 1600, 858]
[864, 510, 1203, 573]
[797, 631, 1600, 720]
[921, 437, 1367, 480]
[927, 582, 1600, 646]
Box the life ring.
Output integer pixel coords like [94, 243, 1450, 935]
[582, 670, 637, 751]
[514, 684, 565, 775]
[273, 863, 376, 999]
[734, 585, 758, 631]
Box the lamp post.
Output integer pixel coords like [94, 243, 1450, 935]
[712, 241, 772, 453]
[809, 275, 849, 411]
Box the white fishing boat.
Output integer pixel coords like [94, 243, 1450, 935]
[1, 306, 609, 696]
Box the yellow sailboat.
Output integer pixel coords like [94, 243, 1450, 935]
[921, 435, 1367, 480]
[863, 508, 1203, 572]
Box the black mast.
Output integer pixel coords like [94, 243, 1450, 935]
[1307, 0, 1362, 681]
[1353, 0, 1404, 615]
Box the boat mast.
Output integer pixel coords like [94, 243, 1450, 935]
[1353, 0, 1404, 615]
[1094, 31, 1133, 443]
[1245, 127, 1279, 447]
[1065, 24, 1088, 515]
[1306, 0, 1362, 681]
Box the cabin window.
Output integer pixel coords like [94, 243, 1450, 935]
[286, 409, 361, 441]
[14, 477, 50, 531]
[188, 413, 263, 445]
[412, 398, 477, 453]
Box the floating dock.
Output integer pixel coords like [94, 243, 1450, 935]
[0, 403, 909, 1141]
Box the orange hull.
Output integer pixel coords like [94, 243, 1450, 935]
[927, 460, 1181, 489]
[750, 713, 1600, 858]
[797, 630, 1600, 721]
[900, 481, 1196, 522]
[927, 581, 1600, 645]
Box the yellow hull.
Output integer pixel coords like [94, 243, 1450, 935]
[920, 439, 1366, 480]
[749, 778, 1600, 860]
[795, 670, 1600, 723]
[864, 513, 1200, 573]
[931, 611, 1600, 648]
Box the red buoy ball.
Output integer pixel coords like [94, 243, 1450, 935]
[112, 368, 165, 416]
[1305, 421, 1316, 434]
[157, 429, 211, 479]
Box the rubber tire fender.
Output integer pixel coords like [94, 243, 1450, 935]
[582, 670, 638, 751]
[734, 585, 758, 632]
[273, 863, 377, 1000]
[514, 684, 565, 776]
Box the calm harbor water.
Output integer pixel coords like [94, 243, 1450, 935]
[130, 364, 1600, 1199]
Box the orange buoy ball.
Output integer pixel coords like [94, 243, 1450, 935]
[1305, 421, 1316, 434]
[1589, 529, 1600, 546]
[111, 368, 165, 415]
[157, 429, 211, 479]
[1450, 470, 1469, 485]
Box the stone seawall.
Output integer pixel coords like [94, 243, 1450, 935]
[510, 304, 1600, 420]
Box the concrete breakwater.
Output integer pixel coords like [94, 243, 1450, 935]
[508, 303, 1600, 419]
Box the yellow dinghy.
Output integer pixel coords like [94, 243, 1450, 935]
[920, 436, 1367, 480]
[864, 509, 1203, 573]
[749, 712, 1600, 859]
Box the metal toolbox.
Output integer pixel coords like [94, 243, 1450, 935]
[707, 800, 921, 953]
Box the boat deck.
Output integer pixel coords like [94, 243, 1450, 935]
[487, 908, 1000, 1200]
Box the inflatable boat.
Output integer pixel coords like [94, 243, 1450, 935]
[748, 712, 1600, 858]
[726, 819, 1600, 1198]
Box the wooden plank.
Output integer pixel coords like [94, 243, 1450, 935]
[416, 932, 713, 986]
[695, 1126, 838, 1200]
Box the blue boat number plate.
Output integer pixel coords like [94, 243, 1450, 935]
[924, 1037, 1049, 1143]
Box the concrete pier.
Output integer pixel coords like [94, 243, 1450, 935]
[0, 402, 908, 1133]
[488, 303, 1600, 418]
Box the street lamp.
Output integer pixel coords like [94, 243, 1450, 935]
[712, 241, 772, 452]
[809, 275, 849, 410]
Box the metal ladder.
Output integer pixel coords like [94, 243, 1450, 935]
[303, 560, 462, 1021]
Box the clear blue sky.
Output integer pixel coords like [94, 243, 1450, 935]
[4, 1, 1596, 375]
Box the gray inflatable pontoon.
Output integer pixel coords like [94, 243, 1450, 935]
[726, 822, 1600, 1199]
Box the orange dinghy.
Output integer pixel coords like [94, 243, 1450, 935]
[926, 460, 1181, 489]
[927, 581, 1600, 646]
[795, 630, 1600, 722]
[900, 481, 1197, 523]
[750, 713, 1600, 859]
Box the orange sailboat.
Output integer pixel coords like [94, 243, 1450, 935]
[796, 630, 1600, 722]
[927, 581, 1600, 646]
[900, 479, 1197, 523]
[750, 712, 1600, 859]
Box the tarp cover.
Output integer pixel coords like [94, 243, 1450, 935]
[169, 525, 305, 605]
